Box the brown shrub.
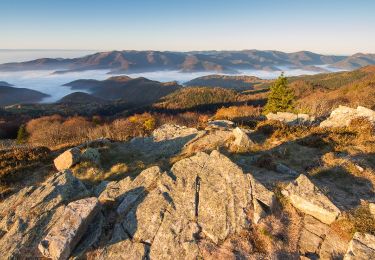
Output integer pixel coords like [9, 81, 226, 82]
[215, 105, 262, 121]
[157, 112, 206, 128]
[25, 113, 158, 148]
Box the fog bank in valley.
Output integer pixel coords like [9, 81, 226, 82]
[0, 66, 344, 103]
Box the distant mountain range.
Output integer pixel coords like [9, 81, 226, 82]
[1, 50, 375, 74]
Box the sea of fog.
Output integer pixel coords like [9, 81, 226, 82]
[0, 50, 345, 103]
[0, 68, 342, 103]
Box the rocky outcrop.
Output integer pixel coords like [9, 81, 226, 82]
[38, 197, 100, 260]
[0, 170, 90, 259]
[266, 112, 315, 125]
[320, 105, 375, 128]
[282, 174, 340, 224]
[151, 124, 199, 142]
[54, 147, 81, 171]
[344, 232, 375, 259]
[99, 166, 163, 204]
[97, 150, 253, 259]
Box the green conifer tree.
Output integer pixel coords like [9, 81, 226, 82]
[16, 124, 28, 144]
[264, 73, 295, 114]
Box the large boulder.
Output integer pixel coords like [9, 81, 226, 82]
[98, 150, 253, 259]
[266, 112, 315, 125]
[282, 174, 340, 224]
[320, 105, 375, 128]
[54, 147, 81, 171]
[0, 170, 89, 259]
[38, 197, 100, 260]
[344, 232, 375, 259]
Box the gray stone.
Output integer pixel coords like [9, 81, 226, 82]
[232, 127, 254, 150]
[100, 151, 252, 259]
[0, 170, 89, 259]
[54, 147, 81, 171]
[320, 105, 375, 128]
[319, 228, 349, 260]
[249, 175, 276, 224]
[99, 166, 163, 204]
[344, 232, 375, 259]
[81, 148, 101, 165]
[152, 124, 198, 142]
[206, 120, 235, 129]
[282, 174, 340, 224]
[266, 112, 315, 125]
[38, 197, 101, 260]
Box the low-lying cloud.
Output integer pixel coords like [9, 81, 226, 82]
[0, 66, 344, 103]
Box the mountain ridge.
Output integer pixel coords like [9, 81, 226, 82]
[1, 50, 373, 74]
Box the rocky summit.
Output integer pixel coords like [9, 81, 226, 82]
[1, 110, 375, 259]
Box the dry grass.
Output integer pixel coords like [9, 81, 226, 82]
[349, 203, 375, 236]
[215, 105, 262, 121]
[25, 113, 158, 148]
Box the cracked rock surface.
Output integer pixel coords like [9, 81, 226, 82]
[97, 150, 253, 259]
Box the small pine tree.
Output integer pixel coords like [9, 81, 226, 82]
[16, 124, 28, 144]
[264, 73, 295, 114]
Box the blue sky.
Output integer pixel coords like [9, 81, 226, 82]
[0, 0, 374, 54]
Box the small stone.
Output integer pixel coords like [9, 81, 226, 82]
[54, 147, 81, 171]
[232, 127, 254, 150]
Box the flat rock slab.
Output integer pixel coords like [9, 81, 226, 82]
[39, 197, 100, 260]
[282, 174, 340, 224]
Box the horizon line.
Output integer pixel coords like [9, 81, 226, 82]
[0, 48, 371, 56]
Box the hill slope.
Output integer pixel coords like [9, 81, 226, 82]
[58, 92, 107, 104]
[64, 76, 182, 106]
[0, 85, 49, 106]
[289, 66, 375, 114]
[185, 74, 270, 91]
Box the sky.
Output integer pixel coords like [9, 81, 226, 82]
[0, 0, 374, 55]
